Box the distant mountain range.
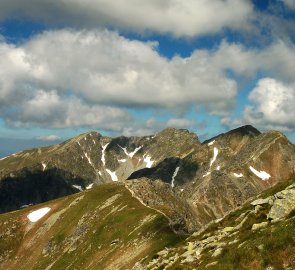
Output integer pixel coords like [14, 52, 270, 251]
[0, 125, 294, 269]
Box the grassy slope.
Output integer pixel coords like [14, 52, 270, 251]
[0, 183, 183, 270]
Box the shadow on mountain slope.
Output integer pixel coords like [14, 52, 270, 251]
[0, 168, 86, 213]
[127, 157, 199, 185]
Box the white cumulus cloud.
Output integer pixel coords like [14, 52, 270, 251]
[4, 89, 131, 130]
[244, 78, 295, 130]
[1, 29, 295, 133]
[0, 29, 240, 130]
[0, 0, 254, 37]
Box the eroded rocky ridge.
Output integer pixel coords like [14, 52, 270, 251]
[0, 125, 295, 233]
[134, 176, 295, 269]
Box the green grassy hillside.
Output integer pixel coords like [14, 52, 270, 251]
[0, 183, 183, 270]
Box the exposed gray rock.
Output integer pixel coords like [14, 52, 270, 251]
[251, 198, 270, 206]
[252, 222, 268, 230]
[286, 183, 295, 190]
[228, 239, 239, 245]
[157, 249, 169, 257]
[267, 189, 295, 221]
[221, 226, 235, 233]
[206, 261, 218, 268]
[212, 247, 223, 257]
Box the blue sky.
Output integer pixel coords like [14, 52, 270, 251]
[0, 0, 295, 157]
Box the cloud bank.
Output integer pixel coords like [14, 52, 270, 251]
[0, 28, 295, 133]
[0, 29, 238, 131]
[0, 0, 254, 37]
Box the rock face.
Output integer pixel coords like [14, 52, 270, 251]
[0, 125, 294, 233]
[0, 128, 200, 214]
[137, 177, 295, 270]
[127, 126, 295, 231]
[125, 179, 199, 233]
[0, 126, 295, 270]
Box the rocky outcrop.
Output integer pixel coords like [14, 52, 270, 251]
[135, 177, 295, 269]
[267, 184, 295, 221]
[125, 179, 199, 233]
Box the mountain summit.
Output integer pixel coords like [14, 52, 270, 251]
[0, 126, 294, 219]
[0, 125, 295, 269]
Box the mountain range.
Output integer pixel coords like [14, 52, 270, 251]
[0, 125, 294, 269]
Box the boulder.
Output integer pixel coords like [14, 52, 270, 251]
[252, 222, 268, 231]
[251, 197, 270, 206]
[267, 189, 295, 221]
[221, 226, 235, 233]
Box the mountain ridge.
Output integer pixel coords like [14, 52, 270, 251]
[0, 125, 295, 269]
[0, 125, 294, 231]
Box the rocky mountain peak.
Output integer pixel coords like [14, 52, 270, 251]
[156, 127, 200, 142]
[0, 125, 295, 269]
[203, 125, 260, 145]
[227, 124, 261, 136]
[0, 125, 294, 233]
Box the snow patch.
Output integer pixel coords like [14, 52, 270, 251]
[119, 145, 142, 158]
[216, 165, 220, 171]
[144, 155, 154, 168]
[208, 140, 215, 146]
[42, 162, 47, 171]
[98, 171, 102, 176]
[202, 172, 211, 177]
[234, 173, 243, 178]
[72, 185, 83, 191]
[84, 152, 94, 167]
[0, 156, 8, 161]
[249, 166, 271, 181]
[27, 207, 51, 222]
[171, 166, 180, 188]
[86, 183, 94, 190]
[93, 139, 96, 145]
[106, 169, 118, 182]
[129, 146, 142, 157]
[101, 143, 109, 166]
[118, 158, 126, 163]
[180, 189, 184, 192]
[210, 147, 219, 167]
